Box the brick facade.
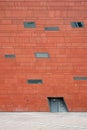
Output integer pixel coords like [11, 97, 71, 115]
[0, 0, 87, 111]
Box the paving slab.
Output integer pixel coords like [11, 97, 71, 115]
[0, 112, 87, 130]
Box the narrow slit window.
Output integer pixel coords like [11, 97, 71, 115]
[71, 22, 84, 28]
[5, 54, 16, 58]
[44, 27, 59, 31]
[35, 52, 50, 58]
[27, 79, 43, 84]
[24, 22, 36, 28]
[74, 77, 87, 80]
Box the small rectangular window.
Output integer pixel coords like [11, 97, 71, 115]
[5, 54, 16, 58]
[44, 27, 59, 31]
[27, 79, 43, 84]
[71, 22, 84, 28]
[74, 77, 87, 80]
[24, 22, 36, 28]
[35, 52, 50, 58]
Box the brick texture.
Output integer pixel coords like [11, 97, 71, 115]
[0, 0, 87, 112]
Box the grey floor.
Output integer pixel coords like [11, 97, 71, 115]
[0, 112, 87, 130]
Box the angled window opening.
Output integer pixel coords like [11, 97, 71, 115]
[5, 54, 16, 58]
[27, 79, 43, 84]
[47, 97, 68, 112]
[35, 52, 50, 58]
[74, 77, 87, 80]
[71, 22, 84, 28]
[24, 22, 36, 28]
[44, 27, 59, 31]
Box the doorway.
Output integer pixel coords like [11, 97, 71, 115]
[48, 97, 68, 112]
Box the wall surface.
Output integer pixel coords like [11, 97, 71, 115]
[0, 0, 87, 112]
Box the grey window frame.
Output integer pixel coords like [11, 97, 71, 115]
[35, 52, 50, 58]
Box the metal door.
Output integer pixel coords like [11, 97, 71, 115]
[50, 98, 59, 112]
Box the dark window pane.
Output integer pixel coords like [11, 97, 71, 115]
[71, 22, 84, 28]
[44, 27, 59, 31]
[74, 77, 87, 80]
[5, 54, 16, 58]
[77, 22, 83, 27]
[27, 79, 43, 84]
[24, 22, 36, 28]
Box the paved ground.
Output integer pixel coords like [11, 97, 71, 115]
[0, 112, 87, 130]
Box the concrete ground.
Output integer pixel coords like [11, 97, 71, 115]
[0, 112, 87, 130]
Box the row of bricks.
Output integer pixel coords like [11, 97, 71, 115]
[0, 68, 86, 73]
[0, 18, 86, 24]
[0, 72, 85, 77]
[0, 84, 81, 89]
[0, 72, 86, 77]
[0, 64, 86, 68]
[0, 86, 86, 92]
[0, 90, 75, 94]
[0, 93, 82, 97]
[0, 96, 86, 101]
[0, 84, 83, 88]
[1, 44, 86, 47]
[0, 63, 87, 68]
[0, 57, 87, 63]
[0, 10, 87, 18]
[0, 6, 87, 10]
[0, 67, 87, 72]
[0, 48, 86, 54]
[0, 1, 86, 6]
[0, 96, 85, 102]
[0, 36, 87, 42]
[0, 90, 87, 97]
[0, 46, 87, 51]
[0, 32, 87, 37]
[0, 45, 87, 48]
[0, 43, 86, 47]
[0, 89, 86, 94]
[0, 72, 86, 78]
[0, 62, 86, 67]
[0, 86, 85, 91]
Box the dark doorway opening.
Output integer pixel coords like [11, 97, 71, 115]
[48, 97, 68, 112]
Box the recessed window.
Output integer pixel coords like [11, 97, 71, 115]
[44, 27, 59, 31]
[24, 22, 36, 28]
[74, 77, 87, 80]
[5, 54, 16, 58]
[71, 22, 84, 28]
[27, 79, 43, 84]
[35, 52, 50, 58]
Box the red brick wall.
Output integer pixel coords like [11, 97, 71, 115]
[0, 0, 87, 112]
